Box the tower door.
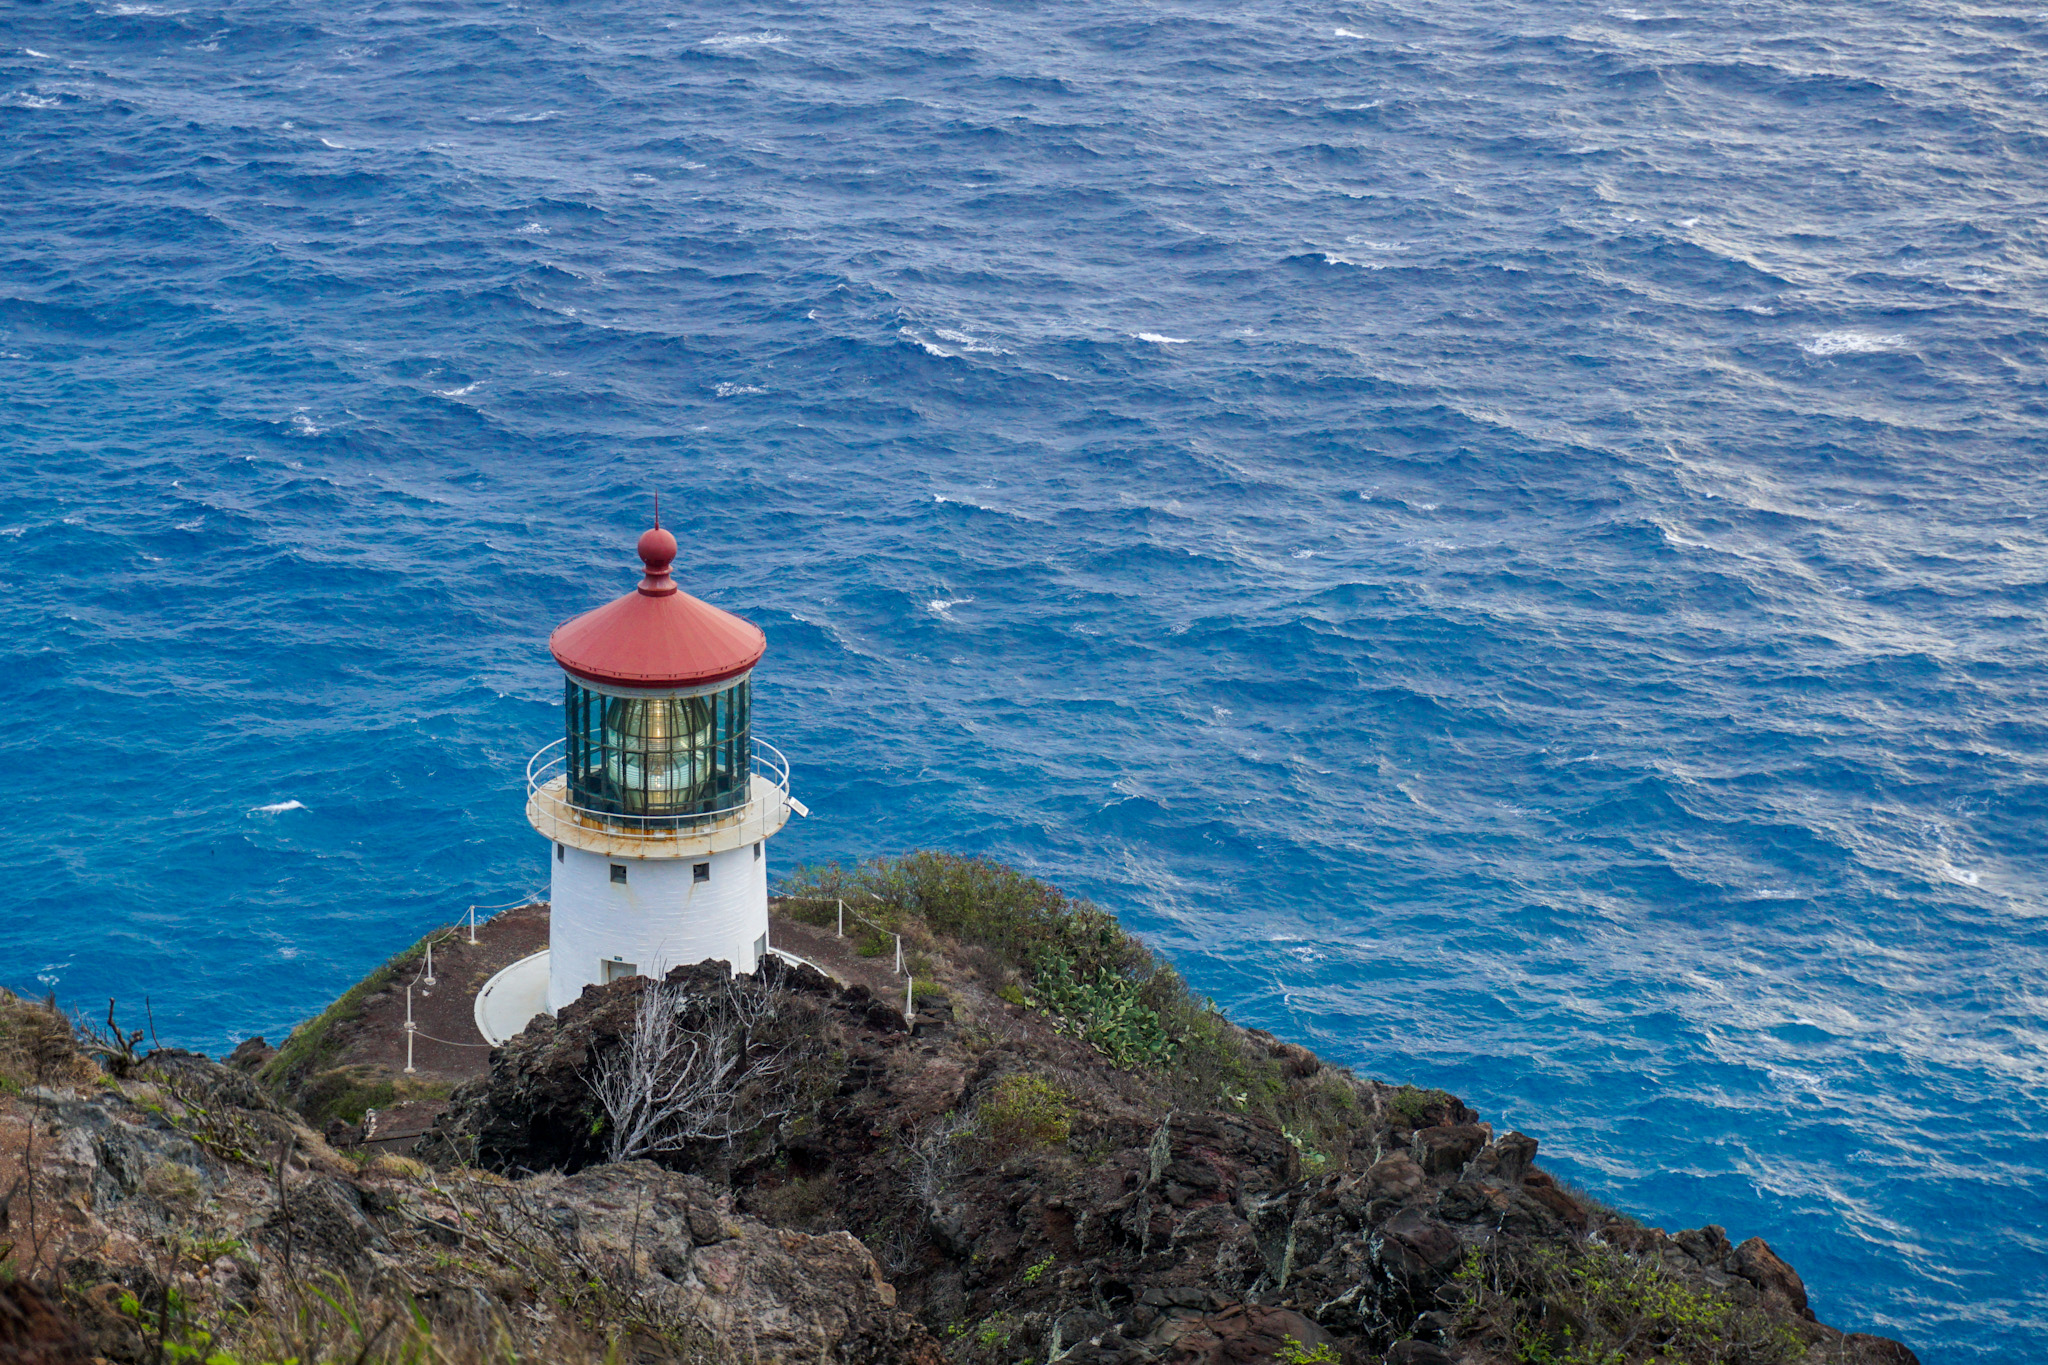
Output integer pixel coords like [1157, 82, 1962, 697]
[602, 959, 639, 984]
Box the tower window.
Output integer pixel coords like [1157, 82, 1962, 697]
[753, 841, 762, 861]
[610, 864, 627, 884]
[693, 862, 710, 883]
[556, 843, 565, 862]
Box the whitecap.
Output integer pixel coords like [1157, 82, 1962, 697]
[1801, 331, 1905, 356]
[702, 31, 787, 48]
[715, 382, 765, 397]
[174, 517, 203, 531]
[517, 222, 548, 235]
[898, 327, 949, 357]
[1136, 333, 1189, 344]
[1941, 865, 1982, 887]
[248, 799, 307, 815]
[290, 412, 324, 435]
[1671, 217, 1699, 227]
[11, 94, 61, 109]
[1567, 144, 1609, 154]
[1291, 549, 1317, 559]
[24, 49, 54, 59]
[318, 137, 349, 150]
[434, 381, 480, 397]
[928, 596, 973, 621]
[934, 327, 1010, 355]
[1333, 27, 1369, 38]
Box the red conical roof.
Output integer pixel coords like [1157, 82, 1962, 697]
[548, 527, 766, 690]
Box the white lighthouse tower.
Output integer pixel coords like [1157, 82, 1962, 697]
[514, 523, 795, 1017]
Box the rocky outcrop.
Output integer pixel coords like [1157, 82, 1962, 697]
[0, 990, 938, 1365]
[412, 953, 1921, 1365]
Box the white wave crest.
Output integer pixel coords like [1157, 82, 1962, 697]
[1801, 331, 1905, 356]
[928, 596, 974, 621]
[1136, 332, 1189, 344]
[248, 800, 307, 815]
[934, 327, 1010, 355]
[702, 31, 787, 48]
[715, 382, 766, 396]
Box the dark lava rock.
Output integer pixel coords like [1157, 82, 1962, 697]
[1410, 1123, 1489, 1177]
[226, 1035, 277, 1072]
[1384, 1341, 1455, 1365]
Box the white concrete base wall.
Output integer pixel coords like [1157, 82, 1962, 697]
[545, 840, 770, 1013]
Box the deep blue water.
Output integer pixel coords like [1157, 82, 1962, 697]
[4, 0, 2046, 1355]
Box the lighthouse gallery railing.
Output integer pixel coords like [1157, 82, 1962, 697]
[525, 735, 790, 835]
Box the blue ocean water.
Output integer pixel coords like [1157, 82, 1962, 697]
[3, 0, 2045, 1354]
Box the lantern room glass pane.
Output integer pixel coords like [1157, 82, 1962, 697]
[564, 678, 751, 822]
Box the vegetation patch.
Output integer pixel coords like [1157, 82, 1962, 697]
[1026, 948, 1175, 1069]
[974, 1073, 1072, 1155]
[1455, 1243, 1806, 1365]
[781, 854, 1363, 1136]
[0, 990, 98, 1090]
[1389, 1084, 1459, 1126]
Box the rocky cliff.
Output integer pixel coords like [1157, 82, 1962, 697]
[0, 854, 1923, 1365]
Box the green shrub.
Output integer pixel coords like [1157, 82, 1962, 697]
[779, 853, 1150, 979]
[975, 1074, 1072, 1154]
[1028, 949, 1175, 1069]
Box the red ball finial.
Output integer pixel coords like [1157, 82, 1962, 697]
[636, 526, 678, 596]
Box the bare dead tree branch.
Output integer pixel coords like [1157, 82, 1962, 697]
[585, 976, 798, 1163]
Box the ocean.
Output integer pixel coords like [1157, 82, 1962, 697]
[2, 0, 2044, 1354]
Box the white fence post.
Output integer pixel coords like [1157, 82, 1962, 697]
[894, 935, 903, 975]
[423, 940, 436, 989]
[468, 904, 478, 945]
[905, 975, 915, 1027]
[837, 898, 844, 937]
[404, 985, 417, 1074]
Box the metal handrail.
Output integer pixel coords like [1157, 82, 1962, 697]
[526, 735, 790, 833]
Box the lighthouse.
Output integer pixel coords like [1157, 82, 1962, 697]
[519, 524, 795, 1014]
